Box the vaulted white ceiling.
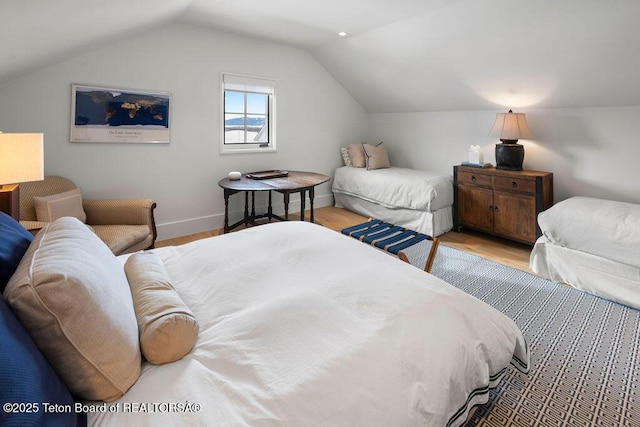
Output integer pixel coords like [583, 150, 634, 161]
[2, 0, 639, 113]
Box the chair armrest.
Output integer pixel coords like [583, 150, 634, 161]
[19, 220, 50, 236]
[20, 220, 50, 230]
[83, 198, 157, 239]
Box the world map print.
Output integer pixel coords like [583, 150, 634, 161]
[74, 87, 169, 128]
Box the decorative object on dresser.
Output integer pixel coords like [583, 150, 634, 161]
[453, 165, 553, 245]
[488, 109, 532, 171]
[467, 144, 483, 165]
[460, 161, 492, 168]
[0, 133, 44, 220]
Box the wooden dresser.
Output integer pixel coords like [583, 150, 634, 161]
[453, 166, 553, 245]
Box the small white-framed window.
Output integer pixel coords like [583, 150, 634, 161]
[221, 73, 276, 154]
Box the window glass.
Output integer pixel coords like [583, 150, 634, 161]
[225, 91, 244, 113]
[247, 93, 267, 114]
[221, 74, 275, 153]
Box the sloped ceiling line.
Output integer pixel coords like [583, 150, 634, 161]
[1, 0, 638, 112]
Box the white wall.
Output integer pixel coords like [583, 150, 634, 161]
[2, 21, 635, 239]
[369, 106, 640, 204]
[0, 24, 368, 239]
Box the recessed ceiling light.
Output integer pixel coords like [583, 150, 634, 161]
[338, 31, 347, 37]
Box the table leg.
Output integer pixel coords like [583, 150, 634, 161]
[284, 192, 290, 220]
[251, 191, 256, 221]
[267, 191, 273, 222]
[243, 191, 249, 226]
[300, 190, 306, 221]
[224, 189, 230, 233]
[309, 186, 316, 223]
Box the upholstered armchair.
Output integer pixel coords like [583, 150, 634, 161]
[19, 176, 157, 255]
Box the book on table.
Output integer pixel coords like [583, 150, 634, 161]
[246, 170, 289, 179]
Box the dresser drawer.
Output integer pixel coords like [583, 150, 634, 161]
[458, 171, 491, 187]
[493, 176, 535, 194]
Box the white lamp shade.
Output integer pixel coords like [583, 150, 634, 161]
[488, 111, 532, 141]
[0, 133, 44, 185]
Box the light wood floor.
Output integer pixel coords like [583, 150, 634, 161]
[157, 206, 534, 273]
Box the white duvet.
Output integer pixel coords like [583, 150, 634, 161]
[537, 196, 640, 269]
[91, 222, 528, 427]
[332, 166, 454, 212]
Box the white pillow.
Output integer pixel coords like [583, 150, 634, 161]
[340, 147, 352, 167]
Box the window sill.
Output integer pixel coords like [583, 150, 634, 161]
[220, 146, 277, 155]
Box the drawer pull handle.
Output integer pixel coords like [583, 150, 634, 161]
[512, 181, 518, 187]
[471, 176, 476, 182]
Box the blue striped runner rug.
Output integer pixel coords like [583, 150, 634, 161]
[400, 241, 639, 426]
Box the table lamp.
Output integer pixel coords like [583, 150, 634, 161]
[0, 133, 44, 219]
[488, 110, 531, 171]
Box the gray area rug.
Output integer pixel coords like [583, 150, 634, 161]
[401, 242, 639, 426]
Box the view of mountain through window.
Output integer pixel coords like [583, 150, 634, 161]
[224, 90, 269, 143]
[221, 74, 275, 153]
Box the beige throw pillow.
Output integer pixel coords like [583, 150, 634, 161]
[363, 142, 391, 170]
[347, 143, 367, 168]
[3, 217, 140, 401]
[33, 188, 87, 223]
[124, 252, 199, 365]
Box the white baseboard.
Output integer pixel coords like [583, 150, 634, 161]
[156, 193, 334, 241]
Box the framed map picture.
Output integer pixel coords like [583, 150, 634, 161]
[70, 84, 171, 143]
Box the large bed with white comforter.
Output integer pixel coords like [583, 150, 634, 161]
[94, 222, 527, 426]
[332, 166, 454, 237]
[1, 213, 528, 427]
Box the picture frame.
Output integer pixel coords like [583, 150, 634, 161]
[70, 84, 171, 143]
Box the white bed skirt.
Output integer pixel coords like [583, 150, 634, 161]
[334, 192, 453, 237]
[530, 235, 640, 310]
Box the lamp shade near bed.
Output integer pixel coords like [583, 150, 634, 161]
[488, 110, 531, 171]
[0, 133, 44, 219]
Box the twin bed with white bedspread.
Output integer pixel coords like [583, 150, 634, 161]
[530, 196, 640, 310]
[332, 166, 454, 237]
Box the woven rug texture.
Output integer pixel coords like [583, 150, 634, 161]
[399, 241, 640, 427]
